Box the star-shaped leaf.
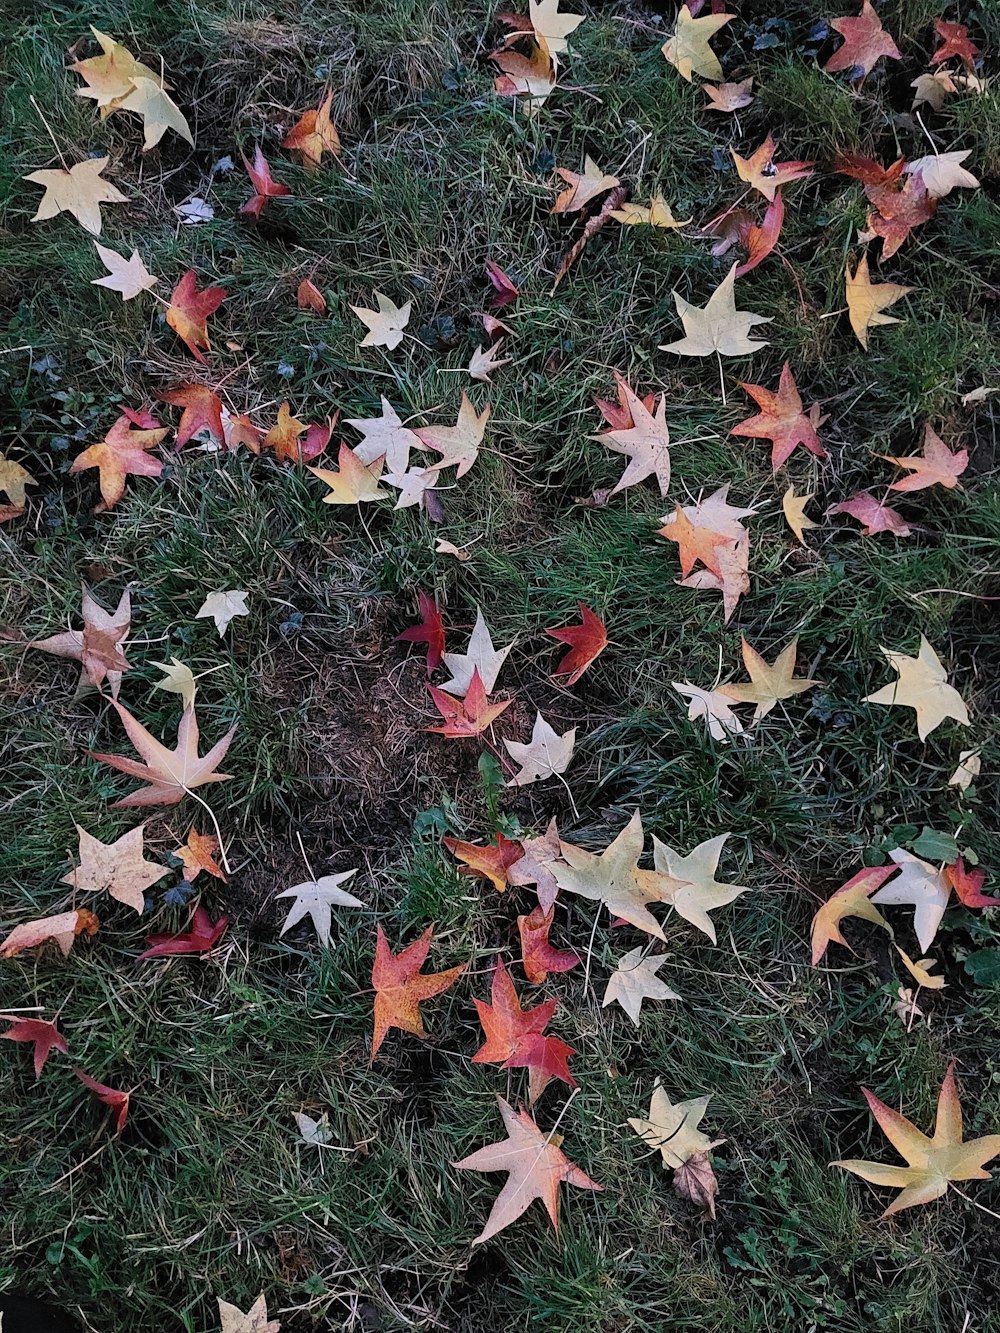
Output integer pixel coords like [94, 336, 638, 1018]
[553, 810, 667, 939]
[440, 607, 513, 696]
[240, 145, 291, 218]
[731, 362, 827, 470]
[23, 156, 127, 235]
[832, 1064, 1000, 1217]
[277, 869, 365, 947]
[864, 635, 970, 740]
[731, 134, 813, 202]
[452, 1096, 601, 1244]
[904, 151, 979, 201]
[592, 382, 672, 496]
[309, 444, 389, 505]
[166, 270, 227, 363]
[282, 93, 340, 172]
[351, 292, 411, 350]
[217, 1293, 281, 1333]
[662, 4, 733, 82]
[547, 604, 608, 685]
[468, 341, 511, 383]
[370, 926, 466, 1061]
[416, 392, 490, 478]
[930, 19, 980, 74]
[946, 857, 1000, 909]
[114, 75, 192, 151]
[472, 959, 577, 1103]
[704, 78, 753, 112]
[152, 657, 197, 708]
[517, 903, 578, 983]
[160, 384, 225, 448]
[139, 906, 229, 958]
[508, 819, 562, 912]
[92, 242, 157, 300]
[196, 590, 249, 638]
[262, 401, 307, 463]
[872, 849, 951, 953]
[0, 1016, 69, 1078]
[648, 833, 747, 944]
[70, 414, 168, 510]
[0, 452, 35, 507]
[504, 712, 576, 785]
[829, 491, 911, 537]
[529, 0, 584, 55]
[719, 637, 820, 723]
[176, 827, 226, 882]
[660, 264, 771, 358]
[882, 424, 968, 492]
[444, 833, 524, 894]
[782, 486, 818, 543]
[603, 946, 680, 1023]
[396, 590, 446, 673]
[810, 865, 896, 964]
[865, 175, 936, 259]
[824, 0, 901, 78]
[609, 194, 690, 228]
[671, 681, 745, 742]
[845, 255, 911, 349]
[60, 823, 168, 914]
[551, 156, 620, 214]
[32, 584, 132, 694]
[426, 669, 512, 739]
[629, 1085, 724, 1170]
[0, 909, 99, 959]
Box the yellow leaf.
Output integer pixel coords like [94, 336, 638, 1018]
[660, 264, 771, 357]
[782, 485, 818, 543]
[845, 254, 912, 350]
[662, 4, 733, 82]
[863, 635, 970, 741]
[23, 157, 127, 236]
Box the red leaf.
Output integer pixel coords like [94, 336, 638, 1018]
[75, 1068, 130, 1135]
[829, 491, 912, 537]
[166, 270, 227, 364]
[834, 152, 905, 187]
[396, 590, 446, 673]
[485, 260, 519, 310]
[518, 905, 579, 985]
[735, 192, 784, 278]
[930, 20, 980, 73]
[444, 832, 523, 893]
[371, 925, 467, 1061]
[138, 906, 229, 959]
[159, 383, 225, 449]
[472, 960, 577, 1103]
[425, 667, 512, 738]
[946, 857, 1000, 909]
[0, 1016, 68, 1077]
[547, 603, 608, 685]
[241, 146, 292, 217]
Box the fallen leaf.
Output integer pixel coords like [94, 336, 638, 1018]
[592, 380, 671, 496]
[262, 401, 308, 464]
[435, 538, 470, 560]
[160, 384, 225, 449]
[0, 452, 35, 507]
[845, 254, 911, 349]
[658, 503, 732, 578]
[548, 603, 607, 685]
[70, 413, 168, 510]
[277, 870, 365, 946]
[906, 150, 979, 200]
[282, 93, 340, 172]
[865, 175, 936, 259]
[704, 78, 753, 112]
[732, 134, 813, 202]
[811, 865, 896, 964]
[23, 156, 127, 235]
[553, 809, 667, 939]
[351, 292, 411, 350]
[139, 906, 229, 959]
[294, 1111, 332, 1146]
[152, 658, 197, 708]
[882, 424, 968, 492]
[113, 74, 192, 151]
[174, 197, 214, 225]
[629, 1084, 724, 1215]
[603, 946, 680, 1023]
[731, 362, 826, 470]
[0, 1016, 68, 1077]
[88, 697, 236, 808]
[69, 26, 159, 108]
[832, 1063, 1000, 1216]
[241, 145, 291, 217]
[609, 194, 690, 228]
[677, 527, 750, 622]
[671, 681, 745, 742]
[440, 607, 513, 697]
[662, 4, 733, 82]
[517, 903, 578, 983]
[948, 752, 981, 792]
[824, 0, 901, 78]
[491, 35, 557, 109]
[896, 947, 945, 991]
[60, 823, 167, 914]
[196, 590, 249, 638]
[75, 1068, 130, 1135]
[835, 152, 905, 187]
[872, 848, 951, 952]
[166, 270, 227, 363]
[946, 856, 999, 908]
[426, 668, 512, 739]
[468, 341, 511, 382]
[893, 986, 926, 1024]
[176, 827, 226, 882]
[472, 959, 576, 1103]
[911, 71, 956, 112]
[348, 398, 420, 474]
[485, 259, 519, 309]
[416, 392, 490, 478]
[734, 191, 785, 277]
[504, 711, 576, 785]
[552, 156, 620, 214]
[660, 263, 771, 358]
[297, 277, 326, 313]
[452, 1095, 601, 1243]
[648, 833, 747, 943]
[719, 637, 819, 723]
[370, 925, 466, 1061]
[864, 635, 969, 741]
[782, 486, 818, 544]
[309, 444, 389, 505]
[92, 242, 157, 300]
[31, 585, 132, 694]
[508, 820, 562, 912]
[217, 1293, 281, 1333]
[0, 909, 99, 960]
[930, 19, 980, 73]
[674, 1151, 721, 1217]
[396, 590, 446, 673]
[444, 833, 524, 894]
[828, 491, 911, 537]
[529, 0, 584, 55]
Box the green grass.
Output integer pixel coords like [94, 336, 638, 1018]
[1, 2, 1000, 1331]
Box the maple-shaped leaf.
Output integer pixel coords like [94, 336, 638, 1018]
[440, 608, 513, 697]
[0, 1016, 69, 1077]
[930, 19, 980, 73]
[491, 35, 558, 109]
[426, 668, 512, 739]
[719, 637, 820, 723]
[297, 277, 326, 313]
[70, 413, 168, 509]
[416, 392, 491, 478]
[833, 1063, 1000, 1216]
[629, 1084, 725, 1216]
[0, 909, 99, 960]
[835, 151, 905, 187]
[946, 857, 1000, 909]
[176, 827, 226, 882]
[23, 156, 127, 236]
[603, 946, 680, 1024]
[734, 191, 784, 278]
[896, 947, 945, 991]
[370, 925, 466, 1061]
[609, 194, 690, 228]
[508, 820, 562, 912]
[92, 241, 157, 300]
[283, 93, 340, 172]
[671, 681, 745, 742]
[88, 697, 236, 808]
[309, 444, 388, 505]
[517, 904, 578, 984]
[647, 833, 747, 943]
[225, 412, 265, 453]
[277, 869, 365, 947]
[824, 0, 901, 77]
[782, 486, 818, 544]
[70, 26, 160, 107]
[882, 424, 968, 492]
[60, 822, 168, 914]
[348, 397, 421, 474]
[468, 341, 511, 383]
[872, 849, 952, 952]
[32, 584, 132, 695]
[75, 1068, 131, 1135]
[351, 292, 411, 350]
[660, 264, 771, 358]
[160, 383, 225, 449]
[452, 1095, 601, 1244]
[829, 491, 911, 537]
[662, 4, 733, 82]
[196, 589, 249, 638]
[552, 156, 620, 214]
[444, 833, 524, 893]
[115, 75, 193, 151]
[138, 905, 229, 959]
[810, 865, 896, 964]
[166, 270, 227, 363]
[384, 465, 440, 511]
[504, 711, 576, 785]
[261, 401, 307, 463]
[704, 78, 753, 112]
[864, 635, 969, 741]
[0, 451, 35, 508]
[473, 960, 577, 1103]
[241, 145, 292, 217]
[731, 362, 827, 470]
[217, 1294, 281, 1333]
[592, 381, 671, 496]
[529, 0, 584, 55]
[548, 604, 608, 685]
[658, 503, 732, 578]
[554, 809, 667, 939]
[904, 151, 979, 201]
[845, 254, 911, 349]
[396, 590, 446, 673]
[677, 529, 749, 623]
[865, 175, 936, 259]
[911, 71, 956, 112]
[732, 134, 813, 202]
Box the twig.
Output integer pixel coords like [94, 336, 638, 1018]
[30, 95, 68, 171]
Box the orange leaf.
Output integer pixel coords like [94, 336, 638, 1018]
[731, 361, 827, 470]
[518, 904, 579, 984]
[425, 667, 512, 739]
[444, 832, 523, 893]
[547, 603, 607, 685]
[70, 413, 167, 509]
[166, 269, 227, 363]
[159, 383, 225, 449]
[370, 925, 466, 1061]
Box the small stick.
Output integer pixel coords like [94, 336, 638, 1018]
[30, 95, 69, 171]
